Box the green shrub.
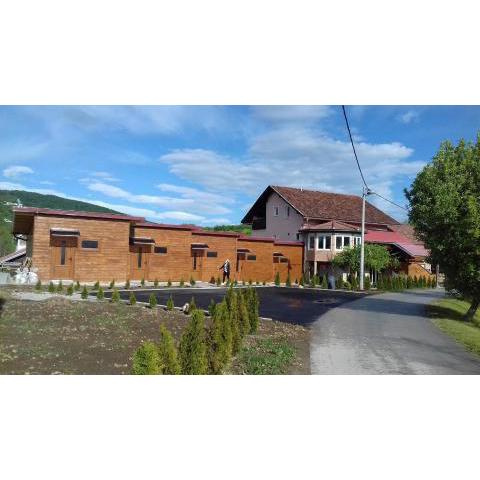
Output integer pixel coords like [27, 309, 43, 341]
[129, 291, 137, 305]
[238, 290, 251, 337]
[234, 280, 238, 286]
[190, 276, 196, 286]
[180, 278, 185, 287]
[179, 310, 209, 374]
[167, 295, 174, 311]
[262, 280, 266, 286]
[149, 293, 157, 308]
[111, 288, 120, 303]
[189, 296, 197, 313]
[66, 284, 74, 296]
[246, 287, 259, 334]
[406, 276, 413, 288]
[320, 275, 328, 289]
[93, 281, 100, 291]
[286, 272, 292, 287]
[350, 276, 358, 291]
[97, 287, 104, 300]
[413, 275, 418, 287]
[81, 285, 88, 299]
[141, 278, 145, 287]
[56, 280, 63, 293]
[343, 280, 351, 290]
[158, 325, 181, 374]
[299, 274, 305, 286]
[336, 276, 343, 289]
[248, 279, 252, 285]
[216, 277, 222, 286]
[125, 279, 130, 289]
[35, 279, 42, 291]
[109, 279, 115, 289]
[154, 278, 159, 287]
[210, 276, 216, 285]
[208, 299, 216, 317]
[364, 276, 371, 290]
[226, 288, 241, 354]
[207, 300, 230, 374]
[75, 280, 81, 291]
[274, 271, 281, 286]
[225, 279, 230, 287]
[167, 279, 172, 287]
[132, 342, 161, 375]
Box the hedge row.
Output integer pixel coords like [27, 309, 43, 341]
[132, 286, 260, 375]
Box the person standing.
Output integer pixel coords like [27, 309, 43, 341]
[219, 259, 231, 283]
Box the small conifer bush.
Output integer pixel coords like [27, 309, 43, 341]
[109, 279, 115, 289]
[285, 272, 292, 287]
[238, 290, 251, 337]
[263, 280, 266, 286]
[56, 280, 63, 293]
[207, 301, 231, 374]
[248, 279, 252, 285]
[189, 296, 197, 312]
[158, 325, 181, 374]
[208, 298, 216, 317]
[299, 275, 305, 286]
[167, 295, 174, 311]
[141, 278, 145, 287]
[149, 292, 157, 308]
[93, 281, 99, 290]
[111, 288, 120, 303]
[132, 342, 161, 375]
[66, 284, 74, 296]
[364, 276, 371, 290]
[125, 279, 130, 289]
[154, 278, 159, 287]
[81, 285, 88, 299]
[97, 287, 104, 300]
[234, 280, 238, 286]
[167, 279, 172, 287]
[320, 275, 328, 289]
[274, 271, 281, 286]
[210, 276, 216, 284]
[129, 291, 137, 305]
[180, 278, 185, 287]
[190, 276, 196, 286]
[35, 279, 42, 291]
[179, 310, 209, 374]
[75, 280, 81, 291]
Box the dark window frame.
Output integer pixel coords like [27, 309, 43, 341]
[206, 251, 218, 258]
[60, 240, 66, 265]
[81, 240, 99, 250]
[154, 246, 168, 254]
[247, 254, 256, 261]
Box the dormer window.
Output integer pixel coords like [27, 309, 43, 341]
[273, 206, 279, 216]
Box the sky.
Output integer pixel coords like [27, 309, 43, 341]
[0, 105, 479, 225]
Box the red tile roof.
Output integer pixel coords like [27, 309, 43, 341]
[365, 230, 429, 258]
[272, 186, 399, 225]
[13, 207, 144, 222]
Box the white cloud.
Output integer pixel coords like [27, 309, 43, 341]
[91, 171, 119, 182]
[0, 140, 49, 165]
[3, 165, 34, 178]
[397, 110, 420, 124]
[251, 106, 333, 123]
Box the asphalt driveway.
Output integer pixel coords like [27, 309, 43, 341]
[100, 286, 366, 325]
[310, 289, 480, 374]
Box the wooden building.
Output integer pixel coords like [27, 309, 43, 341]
[11, 207, 304, 284]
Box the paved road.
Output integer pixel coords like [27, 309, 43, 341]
[100, 286, 366, 325]
[310, 289, 480, 374]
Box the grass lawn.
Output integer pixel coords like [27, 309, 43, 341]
[429, 297, 480, 357]
[0, 286, 310, 374]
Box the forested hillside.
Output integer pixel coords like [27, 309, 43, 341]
[0, 190, 119, 256]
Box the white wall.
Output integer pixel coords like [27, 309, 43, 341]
[252, 191, 304, 240]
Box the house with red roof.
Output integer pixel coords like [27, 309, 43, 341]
[242, 185, 432, 279]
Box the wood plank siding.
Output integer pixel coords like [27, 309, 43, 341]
[17, 209, 304, 283]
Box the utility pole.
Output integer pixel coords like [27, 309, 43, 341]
[359, 186, 371, 291]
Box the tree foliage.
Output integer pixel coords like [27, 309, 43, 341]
[332, 243, 398, 274]
[406, 135, 480, 320]
[158, 325, 181, 374]
[179, 310, 208, 374]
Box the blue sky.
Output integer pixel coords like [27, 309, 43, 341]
[0, 106, 478, 224]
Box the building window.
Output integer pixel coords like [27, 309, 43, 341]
[81, 240, 98, 249]
[308, 235, 315, 250]
[317, 235, 332, 250]
[247, 254, 256, 261]
[273, 206, 279, 216]
[60, 240, 66, 265]
[296, 233, 300, 241]
[193, 253, 197, 270]
[343, 236, 351, 248]
[280, 257, 288, 263]
[335, 235, 343, 250]
[285, 206, 290, 218]
[207, 251, 218, 258]
[137, 250, 142, 268]
[154, 246, 167, 254]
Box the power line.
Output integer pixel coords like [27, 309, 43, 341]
[370, 191, 409, 212]
[341, 105, 368, 189]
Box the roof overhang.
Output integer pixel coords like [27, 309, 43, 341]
[191, 243, 209, 250]
[50, 228, 80, 237]
[237, 248, 250, 253]
[130, 236, 155, 245]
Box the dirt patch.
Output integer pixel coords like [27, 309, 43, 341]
[0, 290, 310, 374]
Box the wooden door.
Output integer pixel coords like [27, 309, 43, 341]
[191, 251, 204, 280]
[51, 237, 76, 279]
[130, 245, 150, 280]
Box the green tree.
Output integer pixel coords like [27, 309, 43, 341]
[167, 279, 172, 287]
[35, 279, 42, 291]
[93, 281, 99, 291]
[332, 244, 398, 276]
[405, 138, 480, 312]
[364, 276, 371, 290]
[166, 295, 174, 311]
[180, 278, 185, 287]
[109, 279, 115, 289]
[129, 291, 137, 305]
[238, 290, 251, 337]
[321, 275, 328, 289]
[246, 287, 259, 334]
[125, 279, 130, 289]
[97, 287, 104, 300]
[207, 301, 230, 374]
[407, 276, 413, 289]
[66, 284, 74, 296]
[149, 292, 157, 308]
[158, 325, 181, 374]
[190, 276, 196, 286]
[75, 280, 81, 291]
[56, 280, 63, 293]
[274, 271, 281, 286]
[132, 342, 161, 375]
[285, 272, 292, 287]
[208, 298, 216, 317]
[111, 288, 120, 303]
[81, 285, 88, 299]
[189, 296, 197, 313]
[179, 309, 208, 374]
[141, 278, 145, 287]
[153, 278, 159, 287]
[226, 287, 241, 354]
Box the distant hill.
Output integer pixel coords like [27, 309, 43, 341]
[0, 190, 119, 256]
[202, 224, 252, 235]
